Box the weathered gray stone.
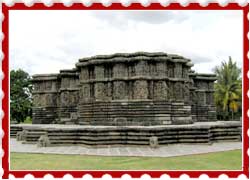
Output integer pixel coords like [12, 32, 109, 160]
[16, 130, 27, 141]
[149, 136, 159, 148]
[31, 52, 218, 126]
[11, 121, 241, 146]
[37, 134, 51, 147]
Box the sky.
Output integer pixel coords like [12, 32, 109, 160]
[9, 10, 243, 75]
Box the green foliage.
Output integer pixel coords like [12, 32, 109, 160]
[10, 69, 32, 123]
[214, 57, 242, 120]
[22, 116, 32, 124]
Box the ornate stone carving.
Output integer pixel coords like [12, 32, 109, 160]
[113, 63, 127, 78]
[45, 81, 52, 90]
[168, 63, 174, 77]
[31, 52, 217, 125]
[94, 65, 105, 79]
[80, 67, 89, 80]
[113, 81, 127, 100]
[190, 91, 197, 104]
[153, 81, 168, 100]
[174, 63, 182, 78]
[135, 61, 149, 76]
[174, 82, 183, 100]
[60, 91, 69, 106]
[183, 83, 190, 102]
[81, 84, 91, 102]
[155, 62, 167, 76]
[95, 82, 108, 100]
[133, 80, 148, 99]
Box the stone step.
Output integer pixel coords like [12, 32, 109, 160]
[18, 121, 241, 146]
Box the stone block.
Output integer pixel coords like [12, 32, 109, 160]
[37, 134, 51, 147]
[149, 136, 159, 148]
[16, 130, 27, 141]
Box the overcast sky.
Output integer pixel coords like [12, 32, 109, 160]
[9, 10, 243, 75]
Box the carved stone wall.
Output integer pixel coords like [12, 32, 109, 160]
[32, 69, 79, 124]
[76, 52, 194, 126]
[58, 69, 79, 122]
[31, 52, 217, 125]
[32, 74, 59, 124]
[189, 73, 217, 122]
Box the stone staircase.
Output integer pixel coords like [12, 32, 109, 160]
[10, 125, 23, 138]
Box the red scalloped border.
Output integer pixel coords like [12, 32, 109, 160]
[2, 2, 249, 179]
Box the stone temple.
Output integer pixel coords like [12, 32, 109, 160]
[11, 52, 242, 147]
[32, 52, 216, 125]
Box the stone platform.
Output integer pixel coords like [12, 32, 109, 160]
[11, 121, 241, 147]
[10, 138, 242, 157]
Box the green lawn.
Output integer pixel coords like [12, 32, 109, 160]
[10, 150, 242, 170]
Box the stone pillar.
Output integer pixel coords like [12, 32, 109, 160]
[168, 63, 174, 78]
[133, 80, 148, 99]
[80, 83, 91, 102]
[168, 81, 174, 101]
[94, 65, 105, 79]
[182, 67, 189, 78]
[128, 81, 134, 99]
[60, 91, 69, 106]
[173, 82, 183, 101]
[183, 82, 190, 103]
[51, 81, 58, 91]
[174, 63, 182, 78]
[128, 63, 135, 77]
[107, 82, 113, 100]
[80, 67, 89, 81]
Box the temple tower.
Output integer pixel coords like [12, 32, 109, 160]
[32, 74, 60, 124]
[76, 52, 194, 126]
[189, 73, 217, 122]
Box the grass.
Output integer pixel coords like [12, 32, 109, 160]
[20, 116, 32, 124]
[10, 150, 242, 170]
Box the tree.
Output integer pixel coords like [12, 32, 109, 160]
[214, 57, 242, 120]
[10, 69, 32, 123]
